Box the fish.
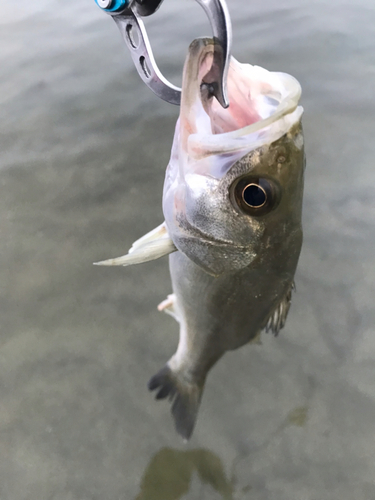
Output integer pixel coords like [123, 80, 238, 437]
[95, 38, 305, 440]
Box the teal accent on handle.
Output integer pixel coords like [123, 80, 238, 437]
[94, 0, 129, 13]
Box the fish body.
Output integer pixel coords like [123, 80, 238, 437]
[96, 38, 305, 439]
[149, 39, 305, 439]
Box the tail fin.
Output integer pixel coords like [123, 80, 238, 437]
[148, 365, 204, 440]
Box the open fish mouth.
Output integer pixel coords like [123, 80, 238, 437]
[180, 38, 303, 160]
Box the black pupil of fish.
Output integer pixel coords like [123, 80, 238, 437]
[242, 183, 267, 208]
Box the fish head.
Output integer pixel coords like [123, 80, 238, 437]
[163, 38, 305, 276]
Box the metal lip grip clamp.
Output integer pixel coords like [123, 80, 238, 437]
[94, 0, 232, 108]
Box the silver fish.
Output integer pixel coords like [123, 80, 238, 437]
[95, 38, 305, 440]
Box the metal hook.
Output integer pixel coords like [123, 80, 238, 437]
[95, 0, 232, 108]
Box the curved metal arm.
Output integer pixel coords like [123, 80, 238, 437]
[107, 0, 232, 107]
[113, 9, 182, 105]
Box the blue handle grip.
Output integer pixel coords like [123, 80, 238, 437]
[94, 0, 129, 13]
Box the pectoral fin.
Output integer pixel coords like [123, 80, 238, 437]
[94, 222, 176, 267]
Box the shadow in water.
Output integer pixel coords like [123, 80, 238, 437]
[134, 447, 236, 500]
[134, 405, 309, 499]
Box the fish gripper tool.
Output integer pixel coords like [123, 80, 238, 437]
[94, 0, 232, 108]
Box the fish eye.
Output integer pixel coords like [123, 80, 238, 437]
[242, 183, 267, 208]
[230, 177, 280, 216]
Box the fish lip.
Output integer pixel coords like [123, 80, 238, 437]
[188, 106, 304, 160]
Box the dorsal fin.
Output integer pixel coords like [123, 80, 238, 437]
[264, 282, 294, 336]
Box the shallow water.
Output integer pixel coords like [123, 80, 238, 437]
[1, 0, 375, 498]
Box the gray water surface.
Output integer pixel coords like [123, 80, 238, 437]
[1, 1, 375, 499]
